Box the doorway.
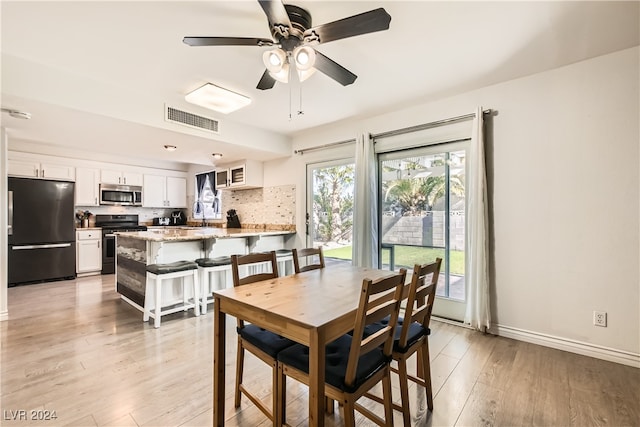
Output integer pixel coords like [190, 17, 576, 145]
[306, 159, 355, 264]
[378, 143, 467, 320]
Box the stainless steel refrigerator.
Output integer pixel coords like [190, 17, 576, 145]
[8, 177, 76, 286]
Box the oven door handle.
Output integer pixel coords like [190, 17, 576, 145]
[105, 233, 117, 237]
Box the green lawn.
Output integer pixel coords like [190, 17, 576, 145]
[323, 245, 465, 275]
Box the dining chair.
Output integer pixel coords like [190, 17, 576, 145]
[292, 247, 325, 273]
[365, 258, 442, 426]
[231, 251, 296, 425]
[276, 269, 407, 427]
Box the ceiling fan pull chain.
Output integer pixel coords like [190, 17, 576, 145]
[298, 85, 304, 116]
[288, 79, 293, 121]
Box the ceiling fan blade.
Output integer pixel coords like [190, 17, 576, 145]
[258, 0, 292, 36]
[313, 51, 357, 86]
[183, 37, 273, 47]
[303, 8, 391, 45]
[257, 69, 277, 90]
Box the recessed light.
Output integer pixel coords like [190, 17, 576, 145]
[164, 145, 177, 151]
[1, 108, 31, 120]
[185, 83, 251, 114]
[212, 153, 223, 160]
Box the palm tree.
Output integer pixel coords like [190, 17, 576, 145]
[383, 157, 465, 214]
[313, 165, 354, 243]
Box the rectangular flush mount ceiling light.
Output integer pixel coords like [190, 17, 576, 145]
[185, 83, 251, 114]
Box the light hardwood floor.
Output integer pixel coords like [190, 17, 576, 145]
[1, 275, 638, 426]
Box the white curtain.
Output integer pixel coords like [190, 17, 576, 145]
[464, 107, 491, 331]
[352, 132, 378, 268]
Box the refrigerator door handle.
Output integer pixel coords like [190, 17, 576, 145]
[12, 243, 73, 250]
[8, 190, 13, 235]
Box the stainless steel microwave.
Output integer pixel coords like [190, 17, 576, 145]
[99, 184, 142, 206]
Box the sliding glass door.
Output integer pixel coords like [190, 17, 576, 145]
[378, 143, 468, 320]
[306, 159, 355, 264]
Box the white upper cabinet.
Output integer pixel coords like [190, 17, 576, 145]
[75, 167, 100, 206]
[8, 159, 75, 181]
[166, 176, 187, 208]
[143, 174, 186, 208]
[216, 160, 263, 189]
[100, 169, 143, 186]
[215, 169, 229, 189]
[143, 174, 166, 207]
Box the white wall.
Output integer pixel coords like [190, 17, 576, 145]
[264, 47, 640, 363]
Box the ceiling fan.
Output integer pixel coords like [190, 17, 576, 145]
[183, 0, 391, 90]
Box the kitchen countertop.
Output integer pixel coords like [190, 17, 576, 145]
[115, 227, 295, 242]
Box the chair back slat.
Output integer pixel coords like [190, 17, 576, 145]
[397, 258, 442, 349]
[344, 269, 406, 388]
[231, 252, 279, 285]
[292, 247, 325, 273]
[231, 251, 279, 328]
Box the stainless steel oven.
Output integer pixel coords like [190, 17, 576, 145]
[99, 184, 142, 206]
[95, 214, 147, 274]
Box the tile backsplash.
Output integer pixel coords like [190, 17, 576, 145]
[78, 184, 296, 228]
[74, 205, 181, 227]
[222, 184, 295, 226]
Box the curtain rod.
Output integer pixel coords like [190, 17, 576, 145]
[294, 138, 356, 155]
[294, 108, 492, 155]
[372, 109, 492, 140]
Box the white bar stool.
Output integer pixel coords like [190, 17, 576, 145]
[143, 260, 200, 328]
[196, 256, 232, 314]
[275, 249, 294, 276]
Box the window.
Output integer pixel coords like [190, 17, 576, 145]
[194, 171, 222, 219]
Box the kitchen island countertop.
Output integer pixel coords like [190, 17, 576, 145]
[115, 227, 294, 242]
[115, 227, 296, 311]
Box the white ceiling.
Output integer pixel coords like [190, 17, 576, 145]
[1, 1, 638, 167]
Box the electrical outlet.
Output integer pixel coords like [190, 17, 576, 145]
[593, 311, 607, 327]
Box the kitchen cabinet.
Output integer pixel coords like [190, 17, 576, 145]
[8, 159, 75, 181]
[215, 160, 263, 189]
[76, 229, 102, 276]
[143, 174, 187, 208]
[75, 167, 100, 206]
[100, 169, 143, 186]
[215, 169, 229, 189]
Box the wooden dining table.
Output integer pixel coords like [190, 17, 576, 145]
[212, 263, 398, 427]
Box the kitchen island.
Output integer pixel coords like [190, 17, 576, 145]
[115, 227, 295, 312]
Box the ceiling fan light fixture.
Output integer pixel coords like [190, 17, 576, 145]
[293, 46, 316, 71]
[297, 67, 316, 82]
[269, 63, 290, 83]
[185, 83, 251, 114]
[263, 49, 287, 72]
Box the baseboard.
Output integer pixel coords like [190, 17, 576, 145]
[492, 324, 640, 368]
[432, 316, 473, 329]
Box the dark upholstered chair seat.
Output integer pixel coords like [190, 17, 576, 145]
[238, 325, 295, 358]
[362, 315, 430, 353]
[146, 260, 198, 275]
[277, 334, 389, 393]
[195, 256, 231, 267]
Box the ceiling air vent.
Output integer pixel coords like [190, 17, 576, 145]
[165, 105, 220, 134]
